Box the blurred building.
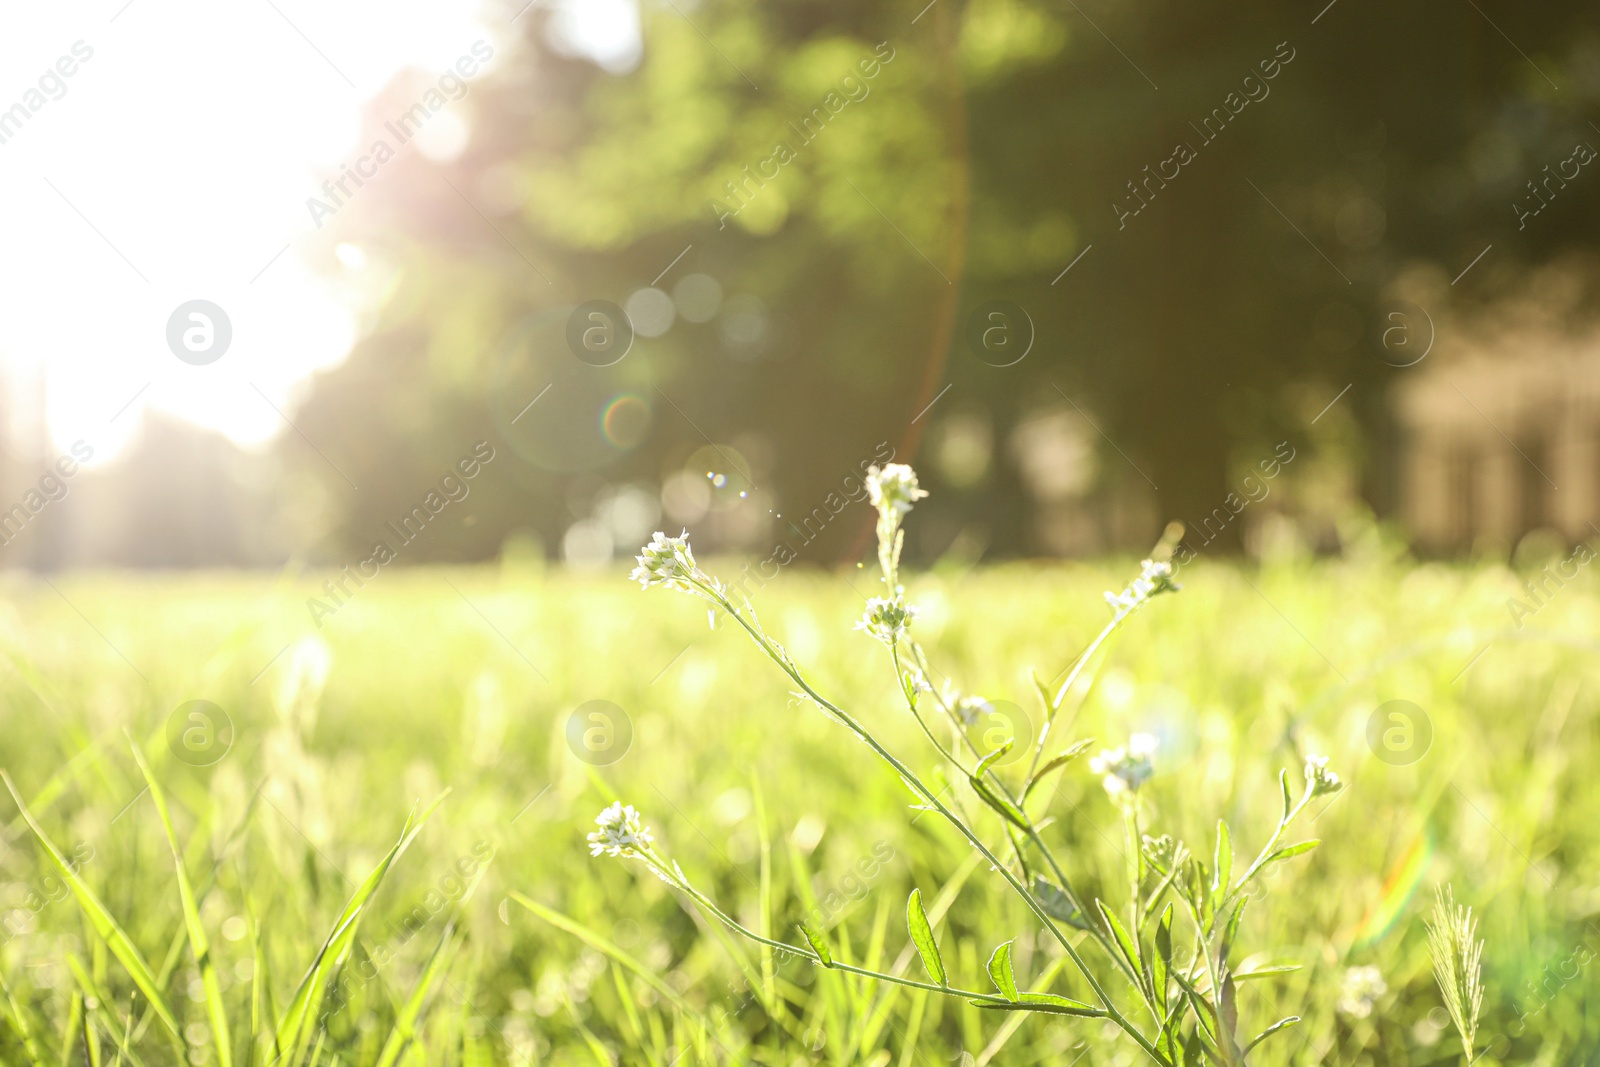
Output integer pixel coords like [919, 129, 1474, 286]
[1395, 322, 1600, 552]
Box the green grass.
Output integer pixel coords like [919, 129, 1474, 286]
[0, 552, 1596, 1065]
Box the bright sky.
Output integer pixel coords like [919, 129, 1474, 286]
[0, 0, 517, 464]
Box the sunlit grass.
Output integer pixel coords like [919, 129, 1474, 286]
[0, 552, 1595, 1064]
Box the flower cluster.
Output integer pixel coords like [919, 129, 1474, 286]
[1104, 558, 1180, 613]
[1141, 833, 1180, 873]
[1337, 965, 1387, 1019]
[865, 463, 928, 519]
[631, 531, 705, 594]
[856, 596, 918, 646]
[955, 695, 993, 727]
[587, 802, 655, 858]
[1304, 753, 1344, 798]
[1089, 733, 1158, 798]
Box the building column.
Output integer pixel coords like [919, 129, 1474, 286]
[1404, 434, 1453, 550]
[1477, 443, 1521, 547]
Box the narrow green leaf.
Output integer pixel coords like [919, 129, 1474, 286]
[967, 776, 1030, 830]
[1030, 670, 1053, 715]
[1172, 965, 1222, 1045]
[986, 941, 1018, 1001]
[797, 921, 834, 968]
[1, 770, 179, 1039]
[906, 889, 945, 986]
[1219, 896, 1248, 968]
[128, 743, 232, 1067]
[1024, 739, 1096, 800]
[1279, 769, 1292, 822]
[1030, 877, 1091, 930]
[1157, 988, 1188, 1063]
[1243, 1015, 1301, 1055]
[1095, 899, 1142, 975]
[974, 740, 1013, 778]
[1267, 840, 1320, 863]
[1220, 972, 1239, 1042]
[1232, 963, 1302, 981]
[1152, 902, 1173, 1008]
[970, 994, 1102, 1017]
[1211, 820, 1232, 902]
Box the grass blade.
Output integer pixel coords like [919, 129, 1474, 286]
[274, 790, 448, 1060]
[0, 963, 46, 1065]
[509, 892, 697, 1016]
[128, 741, 232, 1067]
[1, 770, 180, 1039]
[373, 852, 489, 1067]
[372, 920, 462, 1067]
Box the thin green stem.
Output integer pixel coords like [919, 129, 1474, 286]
[695, 581, 1170, 1065]
[1028, 611, 1126, 786]
[1219, 789, 1312, 916]
[644, 853, 1049, 1012]
[901, 640, 1143, 995]
[892, 644, 1037, 886]
[890, 646, 968, 773]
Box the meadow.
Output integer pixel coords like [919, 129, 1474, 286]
[0, 538, 1596, 1066]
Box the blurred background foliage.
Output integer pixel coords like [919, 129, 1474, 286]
[9, 0, 1600, 570]
[286, 0, 1600, 569]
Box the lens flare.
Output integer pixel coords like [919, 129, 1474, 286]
[1350, 829, 1433, 946]
[600, 393, 653, 449]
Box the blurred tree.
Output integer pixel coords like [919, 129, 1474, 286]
[288, 0, 1600, 563]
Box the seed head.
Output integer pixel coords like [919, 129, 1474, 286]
[1427, 885, 1484, 1063]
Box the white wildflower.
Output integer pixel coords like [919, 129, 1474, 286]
[1089, 733, 1158, 798]
[865, 464, 928, 519]
[901, 668, 932, 698]
[587, 802, 655, 858]
[856, 596, 918, 646]
[631, 531, 704, 593]
[1304, 753, 1344, 798]
[955, 695, 993, 727]
[1104, 558, 1180, 613]
[1337, 965, 1387, 1019]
